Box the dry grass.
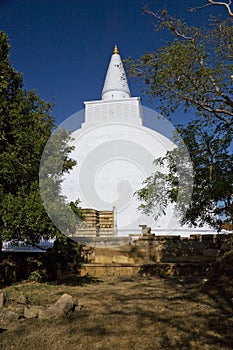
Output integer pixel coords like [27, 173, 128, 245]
[0, 275, 233, 350]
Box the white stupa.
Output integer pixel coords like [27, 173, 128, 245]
[61, 46, 217, 237]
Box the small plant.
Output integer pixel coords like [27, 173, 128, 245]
[28, 270, 43, 283]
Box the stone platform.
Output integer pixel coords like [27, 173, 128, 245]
[80, 262, 213, 278]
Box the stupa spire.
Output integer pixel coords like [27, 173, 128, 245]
[102, 45, 131, 101]
[113, 45, 119, 54]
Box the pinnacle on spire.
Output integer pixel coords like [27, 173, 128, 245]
[102, 46, 131, 101]
[113, 45, 119, 54]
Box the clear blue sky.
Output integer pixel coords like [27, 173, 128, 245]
[0, 0, 227, 125]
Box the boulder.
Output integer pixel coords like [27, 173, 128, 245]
[24, 305, 48, 319]
[46, 293, 76, 318]
[16, 294, 29, 305]
[1, 308, 19, 322]
[1, 293, 77, 320]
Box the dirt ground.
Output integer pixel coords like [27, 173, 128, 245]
[0, 275, 232, 350]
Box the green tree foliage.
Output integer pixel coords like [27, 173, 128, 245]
[136, 124, 233, 230]
[0, 31, 76, 244]
[128, 6, 233, 229]
[39, 127, 80, 238]
[70, 200, 84, 220]
[127, 9, 233, 131]
[179, 124, 233, 229]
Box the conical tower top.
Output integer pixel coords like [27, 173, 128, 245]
[102, 45, 131, 101]
[113, 45, 119, 54]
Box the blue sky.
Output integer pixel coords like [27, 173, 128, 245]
[0, 0, 227, 125]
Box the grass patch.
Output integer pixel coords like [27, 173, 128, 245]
[0, 276, 232, 350]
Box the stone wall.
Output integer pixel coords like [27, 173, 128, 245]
[80, 263, 141, 277]
[79, 232, 233, 277]
[1, 233, 232, 282]
[131, 233, 220, 263]
[80, 262, 213, 278]
[83, 233, 233, 265]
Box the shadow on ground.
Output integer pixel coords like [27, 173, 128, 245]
[0, 275, 232, 350]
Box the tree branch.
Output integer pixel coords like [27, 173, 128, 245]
[143, 8, 194, 41]
[164, 81, 233, 125]
[208, 74, 233, 109]
[189, 0, 233, 17]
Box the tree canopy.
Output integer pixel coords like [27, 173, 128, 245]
[127, 7, 233, 132]
[127, 3, 233, 230]
[0, 31, 78, 245]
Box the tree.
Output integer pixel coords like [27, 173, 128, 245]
[127, 8, 233, 132]
[136, 123, 233, 230]
[127, 3, 233, 229]
[0, 31, 77, 245]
